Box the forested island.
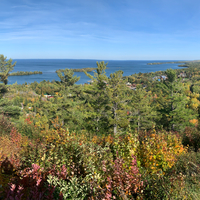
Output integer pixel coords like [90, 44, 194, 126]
[147, 61, 189, 65]
[9, 71, 42, 76]
[56, 67, 97, 73]
[0, 54, 200, 199]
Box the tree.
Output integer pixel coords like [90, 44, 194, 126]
[166, 68, 176, 84]
[0, 98, 21, 119]
[107, 70, 130, 134]
[130, 87, 158, 132]
[56, 68, 80, 88]
[83, 61, 110, 133]
[156, 69, 197, 131]
[3, 106, 21, 119]
[0, 54, 16, 85]
[84, 61, 108, 87]
[84, 62, 131, 134]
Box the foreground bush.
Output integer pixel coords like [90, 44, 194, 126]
[182, 127, 200, 152]
[0, 126, 195, 199]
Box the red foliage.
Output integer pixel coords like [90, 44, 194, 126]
[104, 155, 143, 199]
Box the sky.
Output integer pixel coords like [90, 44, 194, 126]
[0, 0, 200, 60]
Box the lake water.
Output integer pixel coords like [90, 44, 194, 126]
[8, 59, 185, 85]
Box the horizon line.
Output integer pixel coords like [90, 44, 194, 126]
[12, 58, 196, 61]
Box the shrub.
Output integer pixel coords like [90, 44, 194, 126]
[182, 127, 200, 152]
[138, 130, 186, 175]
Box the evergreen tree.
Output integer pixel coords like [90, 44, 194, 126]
[84, 61, 110, 133]
[56, 68, 80, 88]
[130, 87, 158, 132]
[107, 70, 130, 134]
[0, 54, 16, 85]
[156, 69, 197, 131]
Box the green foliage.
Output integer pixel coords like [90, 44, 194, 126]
[182, 127, 200, 152]
[130, 87, 158, 132]
[0, 99, 21, 119]
[0, 54, 16, 85]
[84, 61, 108, 83]
[56, 67, 96, 73]
[171, 151, 200, 199]
[107, 70, 130, 134]
[155, 70, 197, 131]
[47, 175, 89, 200]
[30, 80, 60, 95]
[2, 106, 21, 118]
[0, 114, 15, 135]
[57, 68, 80, 88]
[10, 71, 42, 76]
[0, 83, 7, 97]
[165, 68, 177, 83]
[83, 61, 110, 134]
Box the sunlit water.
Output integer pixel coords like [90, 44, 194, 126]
[8, 59, 185, 85]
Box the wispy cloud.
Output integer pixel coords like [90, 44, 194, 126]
[11, 5, 32, 9]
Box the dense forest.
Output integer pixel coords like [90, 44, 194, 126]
[0, 54, 200, 199]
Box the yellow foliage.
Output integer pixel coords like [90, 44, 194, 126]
[189, 119, 198, 126]
[190, 97, 200, 109]
[138, 131, 186, 174]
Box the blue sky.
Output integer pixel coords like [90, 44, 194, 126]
[0, 0, 200, 60]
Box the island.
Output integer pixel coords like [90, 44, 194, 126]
[9, 71, 43, 76]
[56, 67, 97, 73]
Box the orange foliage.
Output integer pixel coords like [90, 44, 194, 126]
[189, 119, 198, 126]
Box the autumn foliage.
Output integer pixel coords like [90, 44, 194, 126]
[1, 61, 200, 199]
[0, 118, 192, 199]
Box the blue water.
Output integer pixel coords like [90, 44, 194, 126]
[8, 59, 185, 85]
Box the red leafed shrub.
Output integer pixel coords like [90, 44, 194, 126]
[4, 163, 63, 200]
[103, 155, 143, 199]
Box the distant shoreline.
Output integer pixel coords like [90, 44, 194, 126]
[147, 61, 188, 65]
[147, 60, 200, 68]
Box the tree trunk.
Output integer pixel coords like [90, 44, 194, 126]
[137, 115, 140, 133]
[171, 101, 174, 131]
[96, 116, 99, 132]
[171, 88, 174, 131]
[114, 124, 117, 135]
[113, 103, 117, 135]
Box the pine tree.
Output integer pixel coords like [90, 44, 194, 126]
[130, 87, 158, 132]
[0, 54, 16, 85]
[156, 68, 197, 131]
[83, 61, 110, 133]
[107, 70, 130, 135]
[56, 68, 80, 89]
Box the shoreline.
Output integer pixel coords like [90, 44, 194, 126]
[147, 61, 188, 65]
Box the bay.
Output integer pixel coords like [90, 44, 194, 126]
[8, 59, 185, 85]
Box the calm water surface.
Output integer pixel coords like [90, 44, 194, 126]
[8, 59, 185, 85]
